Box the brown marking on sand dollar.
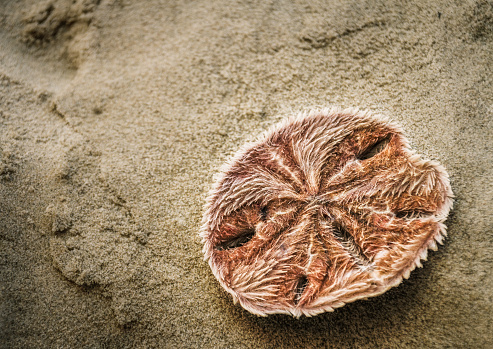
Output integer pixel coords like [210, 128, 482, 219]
[200, 107, 453, 317]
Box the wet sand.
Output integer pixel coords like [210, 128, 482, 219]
[1, 0, 492, 347]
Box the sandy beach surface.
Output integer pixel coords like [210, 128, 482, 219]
[1, 0, 492, 348]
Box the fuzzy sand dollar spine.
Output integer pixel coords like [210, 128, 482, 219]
[201, 107, 454, 317]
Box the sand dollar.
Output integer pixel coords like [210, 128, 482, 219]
[201, 108, 453, 317]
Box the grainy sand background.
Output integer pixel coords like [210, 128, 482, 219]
[1, 0, 492, 348]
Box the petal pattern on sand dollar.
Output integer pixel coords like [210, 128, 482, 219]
[201, 107, 453, 317]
